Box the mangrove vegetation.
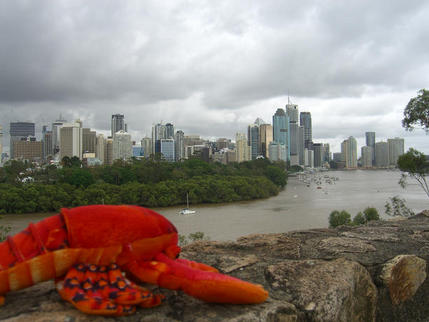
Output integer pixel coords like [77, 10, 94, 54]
[0, 158, 287, 214]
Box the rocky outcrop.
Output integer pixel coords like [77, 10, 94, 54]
[2, 211, 429, 321]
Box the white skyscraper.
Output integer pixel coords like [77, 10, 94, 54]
[95, 134, 105, 164]
[341, 136, 357, 168]
[59, 121, 83, 160]
[141, 137, 152, 158]
[235, 133, 251, 163]
[269, 142, 287, 162]
[113, 130, 132, 161]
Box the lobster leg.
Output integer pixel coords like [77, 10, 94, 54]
[125, 253, 268, 304]
[56, 263, 163, 316]
[0, 295, 4, 306]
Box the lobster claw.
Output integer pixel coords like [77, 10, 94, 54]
[126, 253, 268, 304]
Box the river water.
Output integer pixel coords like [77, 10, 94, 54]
[2, 170, 428, 241]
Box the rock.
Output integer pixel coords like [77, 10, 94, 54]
[317, 237, 377, 254]
[266, 258, 377, 321]
[2, 210, 429, 321]
[380, 255, 427, 305]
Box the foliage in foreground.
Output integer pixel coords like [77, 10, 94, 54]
[179, 232, 209, 246]
[0, 216, 11, 242]
[329, 207, 380, 228]
[397, 148, 429, 198]
[385, 196, 415, 218]
[402, 88, 429, 132]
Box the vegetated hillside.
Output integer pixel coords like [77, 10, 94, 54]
[0, 158, 287, 214]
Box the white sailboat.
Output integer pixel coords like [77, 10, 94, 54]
[179, 193, 196, 215]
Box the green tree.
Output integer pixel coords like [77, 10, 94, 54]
[353, 212, 366, 225]
[397, 148, 429, 198]
[385, 196, 414, 217]
[363, 207, 380, 222]
[402, 89, 429, 132]
[329, 210, 351, 228]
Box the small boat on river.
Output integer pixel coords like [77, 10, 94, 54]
[179, 193, 196, 215]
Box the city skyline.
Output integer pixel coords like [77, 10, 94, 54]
[2, 108, 407, 163]
[0, 1, 428, 155]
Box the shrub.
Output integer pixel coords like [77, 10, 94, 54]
[353, 212, 366, 225]
[363, 207, 380, 222]
[329, 210, 351, 228]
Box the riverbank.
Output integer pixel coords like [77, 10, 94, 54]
[2, 170, 427, 240]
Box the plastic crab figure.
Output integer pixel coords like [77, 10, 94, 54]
[0, 205, 268, 315]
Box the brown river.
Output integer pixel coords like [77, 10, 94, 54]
[2, 170, 428, 241]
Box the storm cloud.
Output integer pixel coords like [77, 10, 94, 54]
[0, 0, 428, 154]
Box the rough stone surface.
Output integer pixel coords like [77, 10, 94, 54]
[266, 258, 377, 321]
[2, 211, 429, 321]
[380, 255, 427, 305]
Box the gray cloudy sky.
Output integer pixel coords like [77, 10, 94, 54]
[0, 0, 428, 154]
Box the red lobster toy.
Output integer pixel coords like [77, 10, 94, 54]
[0, 205, 268, 315]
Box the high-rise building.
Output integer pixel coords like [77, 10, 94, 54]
[95, 134, 105, 164]
[160, 139, 175, 162]
[104, 138, 113, 165]
[259, 124, 273, 158]
[375, 142, 389, 167]
[235, 133, 250, 163]
[305, 149, 314, 168]
[388, 138, 405, 166]
[0, 125, 3, 159]
[365, 132, 376, 165]
[42, 126, 53, 160]
[273, 108, 290, 160]
[323, 143, 331, 163]
[341, 136, 358, 168]
[59, 121, 83, 160]
[361, 146, 373, 168]
[165, 123, 175, 139]
[141, 137, 152, 158]
[247, 124, 259, 160]
[13, 137, 42, 161]
[289, 122, 299, 163]
[112, 130, 132, 161]
[300, 112, 312, 149]
[152, 123, 167, 154]
[10, 122, 35, 158]
[111, 114, 125, 137]
[52, 116, 67, 155]
[313, 143, 325, 168]
[298, 126, 305, 165]
[268, 142, 287, 162]
[286, 103, 299, 123]
[174, 131, 185, 161]
[82, 128, 96, 154]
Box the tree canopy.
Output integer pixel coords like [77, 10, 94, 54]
[403, 89, 429, 132]
[0, 158, 287, 214]
[397, 148, 429, 198]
